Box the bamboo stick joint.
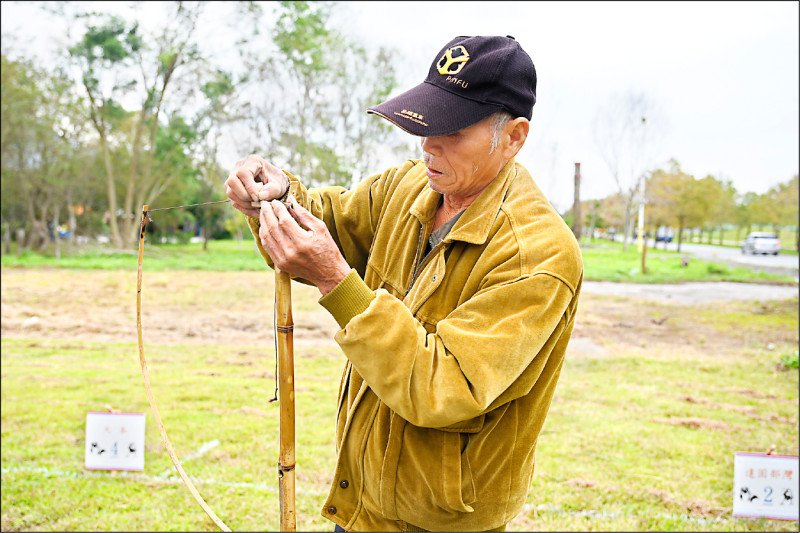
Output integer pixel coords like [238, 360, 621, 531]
[278, 462, 296, 472]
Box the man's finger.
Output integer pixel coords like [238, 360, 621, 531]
[225, 176, 251, 204]
[260, 199, 279, 229]
[259, 200, 287, 248]
[270, 200, 310, 240]
[285, 196, 321, 230]
[256, 179, 286, 202]
[231, 199, 260, 218]
[235, 162, 265, 202]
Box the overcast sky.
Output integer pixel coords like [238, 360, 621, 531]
[2, 1, 798, 211]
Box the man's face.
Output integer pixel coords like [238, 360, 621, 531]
[420, 115, 508, 202]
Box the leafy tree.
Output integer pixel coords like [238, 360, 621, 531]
[696, 175, 736, 244]
[0, 54, 93, 254]
[759, 174, 799, 249]
[775, 175, 799, 250]
[4, 0, 412, 252]
[67, 13, 141, 248]
[644, 168, 674, 249]
[65, 2, 252, 249]
[240, 1, 409, 188]
[646, 160, 709, 253]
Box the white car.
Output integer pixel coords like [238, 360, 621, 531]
[741, 232, 781, 255]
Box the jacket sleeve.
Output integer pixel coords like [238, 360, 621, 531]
[319, 267, 579, 428]
[246, 161, 418, 278]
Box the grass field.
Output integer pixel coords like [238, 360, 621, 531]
[1, 241, 798, 531]
[2, 237, 797, 284]
[579, 240, 797, 284]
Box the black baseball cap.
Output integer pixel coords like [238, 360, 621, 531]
[367, 35, 537, 136]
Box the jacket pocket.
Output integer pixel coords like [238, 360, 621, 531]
[439, 415, 483, 512]
[441, 430, 477, 513]
[379, 412, 405, 520]
[384, 415, 483, 521]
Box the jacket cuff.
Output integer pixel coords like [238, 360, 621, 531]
[318, 269, 376, 329]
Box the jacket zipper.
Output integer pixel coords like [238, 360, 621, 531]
[405, 221, 429, 298]
[406, 223, 448, 299]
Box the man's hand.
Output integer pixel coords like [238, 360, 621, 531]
[225, 155, 290, 218]
[259, 196, 351, 295]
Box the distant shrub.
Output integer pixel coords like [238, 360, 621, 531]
[706, 263, 729, 275]
[778, 350, 799, 370]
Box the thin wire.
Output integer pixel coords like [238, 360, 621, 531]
[140, 200, 280, 402]
[269, 287, 279, 403]
[147, 199, 232, 212]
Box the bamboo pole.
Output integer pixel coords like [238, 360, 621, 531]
[137, 205, 231, 532]
[274, 267, 296, 532]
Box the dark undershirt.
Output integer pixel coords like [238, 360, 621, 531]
[422, 210, 465, 261]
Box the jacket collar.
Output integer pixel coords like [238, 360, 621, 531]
[409, 158, 518, 246]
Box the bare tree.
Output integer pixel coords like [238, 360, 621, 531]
[593, 91, 662, 251]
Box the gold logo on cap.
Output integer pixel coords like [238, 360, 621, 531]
[437, 45, 469, 76]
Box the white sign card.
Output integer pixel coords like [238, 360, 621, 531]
[85, 412, 146, 471]
[733, 452, 799, 521]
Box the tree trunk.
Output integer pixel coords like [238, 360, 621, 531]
[67, 190, 77, 248]
[622, 201, 634, 252]
[3, 223, 11, 255]
[571, 163, 582, 240]
[53, 203, 61, 260]
[122, 108, 148, 251]
[15, 229, 26, 253]
[640, 228, 648, 274]
[203, 219, 210, 251]
[100, 134, 122, 249]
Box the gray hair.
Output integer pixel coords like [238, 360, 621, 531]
[489, 110, 514, 153]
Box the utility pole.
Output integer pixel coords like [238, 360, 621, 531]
[572, 162, 582, 240]
[636, 117, 647, 254]
[636, 175, 645, 253]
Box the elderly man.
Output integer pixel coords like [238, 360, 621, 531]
[225, 35, 582, 532]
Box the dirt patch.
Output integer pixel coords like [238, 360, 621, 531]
[563, 478, 727, 518]
[680, 394, 797, 424]
[2, 269, 796, 365]
[0, 269, 340, 348]
[569, 294, 734, 359]
[653, 416, 737, 432]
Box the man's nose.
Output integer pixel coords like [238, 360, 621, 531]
[420, 137, 442, 157]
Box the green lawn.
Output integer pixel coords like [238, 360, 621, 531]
[580, 240, 796, 284]
[1, 238, 798, 531]
[2, 292, 797, 531]
[2, 237, 797, 285]
[1, 239, 267, 271]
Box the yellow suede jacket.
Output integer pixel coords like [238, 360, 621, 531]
[247, 158, 583, 531]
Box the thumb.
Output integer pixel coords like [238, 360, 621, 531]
[286, 196, 320, 228]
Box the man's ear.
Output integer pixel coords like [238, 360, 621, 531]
[502, 117, 529, 159]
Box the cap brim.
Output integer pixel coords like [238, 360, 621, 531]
[367, 81, 501, 137]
